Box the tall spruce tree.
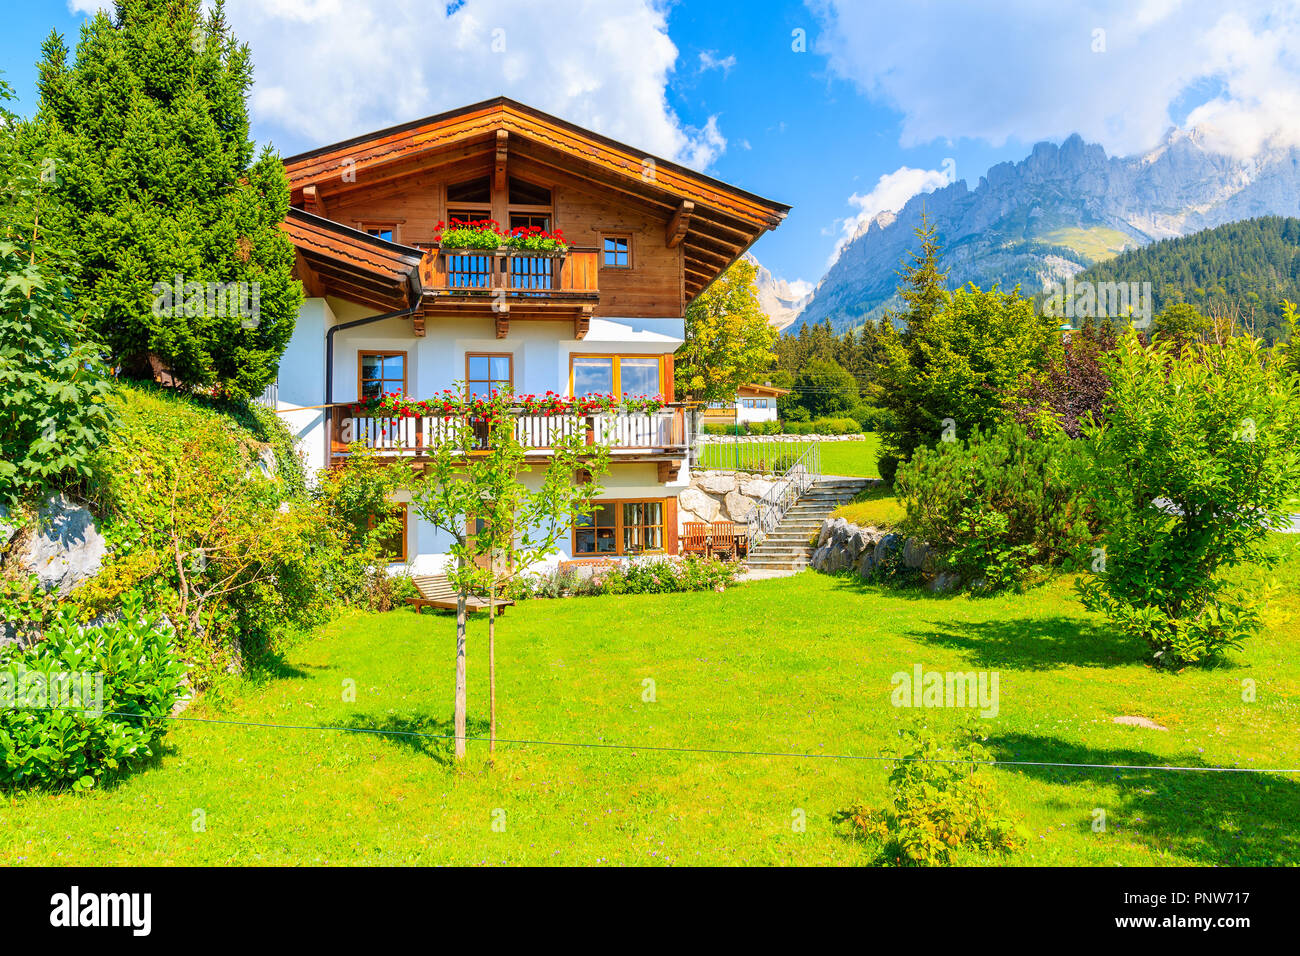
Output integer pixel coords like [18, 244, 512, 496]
[30, 0, 300, 399]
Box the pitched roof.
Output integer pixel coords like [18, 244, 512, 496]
[283, 209, 423, 313]
[282, 97, 789, 300]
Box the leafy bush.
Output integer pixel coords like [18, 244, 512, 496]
[876, 452, 900, 485]
[835, 721, 1023, 866]
[0, 592, 187, 791]
[510, 557, 739, 599]
[809, 417, 862, 435]
[895, 423, 1092, 592]
[1077, 332, 1300, 665]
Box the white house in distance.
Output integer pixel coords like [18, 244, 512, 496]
[703, 383, 789, 427]
[273, 98, 788, 572]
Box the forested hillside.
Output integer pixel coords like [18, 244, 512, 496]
[1076, 216, 1300, 342]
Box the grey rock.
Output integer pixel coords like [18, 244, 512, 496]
[926, 571, 962, 594]
[902, 537, 929, 570]
[12, 494, 107, 594]
[873, 533, 903, 565]
[857, 551, 877, 578]
[825, 546, 852, 574]
[810, 544, 831, 572]
[740, 477, 775, 499]
[698, 473, 736, 495]
[723, 490, 755, 521]
[678, 488, 720, 522]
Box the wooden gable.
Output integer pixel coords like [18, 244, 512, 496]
[281, 97, 789, 311]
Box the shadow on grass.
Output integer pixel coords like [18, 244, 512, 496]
[987, 732, 1300, 865]
[903, 616, 1149, 671]
[336, 710, 490, 768]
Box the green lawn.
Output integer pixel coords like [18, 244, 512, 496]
[698, 435, 881, 477]
[5, 542, 1300, 866]
[831, 486, 906, 529]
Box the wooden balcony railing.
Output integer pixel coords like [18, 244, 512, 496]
[419, 248, 599, 300]
[329, 404, 688, 462]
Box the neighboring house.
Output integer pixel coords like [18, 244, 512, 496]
[702, 383, 789, 426]
[275, 97, 788, 572]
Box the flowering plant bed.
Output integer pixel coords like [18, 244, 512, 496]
[351, 389, 667, 419]
[433, 219, 569, 253]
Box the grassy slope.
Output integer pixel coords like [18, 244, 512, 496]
[830, 486, 905, 529]
[699, 436, 882, 478]
[5, 539, 1300, 866]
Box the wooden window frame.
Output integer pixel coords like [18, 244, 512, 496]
[572, 497, 675, 558]
[356, 220, 404, 243]
[600, 233, 633, 269]
[358, 349, 408, 400]
[464, 351, 515, 397]
[568, 353, 668, 398]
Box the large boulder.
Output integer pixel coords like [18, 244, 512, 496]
[824, 546, 852, 574]
[810, 543, 831, 572]
[11, 494, 107, 594]
[740, 477, 775, 499]
[678, 487, 720, 522]
[873, 533, 903, 566]
[698, 473, 737, 495]
[926, 571, 962, 594]
[723, 490, 755, 521]
[902, 537, 929, 570]
[857, 550, 877, 578]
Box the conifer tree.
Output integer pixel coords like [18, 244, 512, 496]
[29, 0, 300, 399]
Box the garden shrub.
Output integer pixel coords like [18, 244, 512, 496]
[894, 423, 1092, 592]
[1077, 332, 1300, 665]
[510, 557, 739, 599]
[810, 417, 861, 435]
[0, 592, 187, 791]
[835, 721, 1023, 866]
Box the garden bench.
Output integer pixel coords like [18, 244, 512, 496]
[409, 574, 513, 616]
[681, 522, 709, 557]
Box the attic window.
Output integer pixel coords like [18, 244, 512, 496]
[447, 177, 491, 204]
[508, 177, 551, 206]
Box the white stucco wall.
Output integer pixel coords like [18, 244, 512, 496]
[736, 397, 778, 424]
[275, 297, 689, 567]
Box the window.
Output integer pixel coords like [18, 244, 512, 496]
[447, 177, 491, 204]
[602, 235, 631, 268]
[370, 504, 407, 562]
[466, 353, 513, 398]
[359, 351, 406, 400]
[357, 221, 401, 242]
[573, 500, 666, 556]
[508, 178, 553, 233]
[570, 355, 663, 397]
[741, 398, 769, 409]
[510, 212, 551, 232]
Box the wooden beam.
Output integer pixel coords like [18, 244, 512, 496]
[495, 312, 509, 339]
[412, 314, 425, 337]
[294, 249, 326, 298]
[665, 200, 694, 248]
[303, 184, 326, 217]
[494, 129, 509, 193]
[657, 459, 682, 483]
[574, 306, 591, 341]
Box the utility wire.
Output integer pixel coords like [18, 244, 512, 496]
[41, 707, 1300, 775]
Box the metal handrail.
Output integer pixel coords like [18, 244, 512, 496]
[744, 441, 821, 548]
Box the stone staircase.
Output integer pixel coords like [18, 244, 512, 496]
[744, 477, 875, 573]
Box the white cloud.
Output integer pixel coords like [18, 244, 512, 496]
[198, 0, 728, 168]
[66, 0, 111, 12]
[831, 165, 951, 261]
[811, 0, 1300, 160]
[698, 50, 737, 75]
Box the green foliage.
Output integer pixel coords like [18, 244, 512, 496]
[0, 592, 187, 791]
[675, 258, 777, 402]
[0, 80, 115, 506]
[788, 358, 858, 418]
[1078, 332, 1300, 665]
[872, 219, 1061, 461]
[1153, 302, 1210, 344]
[895, 424, 1092, 591]
[77, 385, 366, 683]
[1074, 216, 1300, 344]
[29, 0, 302, 398]
[835, 721, 1023, 866]
[508, 557, 739, 599]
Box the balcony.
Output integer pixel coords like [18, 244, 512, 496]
[328, 404, 689, 474]
[417, 248, 599, 336]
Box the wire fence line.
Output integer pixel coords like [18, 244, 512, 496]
[35, 707, 1300, 776]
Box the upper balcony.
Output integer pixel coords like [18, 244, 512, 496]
[418, 247, 600, 337]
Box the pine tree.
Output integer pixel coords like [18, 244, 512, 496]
[29, 0, 301, 399]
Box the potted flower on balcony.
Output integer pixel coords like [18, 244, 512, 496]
[434, 218, 506, 253]
[504, 225, 568, 256]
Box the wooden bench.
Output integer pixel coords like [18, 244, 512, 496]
[408, 574, 514, 616]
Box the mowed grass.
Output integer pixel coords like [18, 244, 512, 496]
[5, 539, 1300, 866]
[831, 486, 906, 529]
[699, 435, 881, 477]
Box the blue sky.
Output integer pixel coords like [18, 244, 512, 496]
[5, 2, 1298, 291]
